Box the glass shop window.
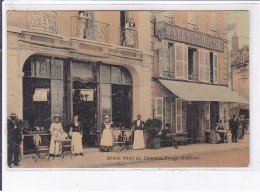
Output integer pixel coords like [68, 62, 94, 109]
[101, 84, 112, 122]
[100, 65, 111, 83]
[111, 66, 122, 84]
[23, 56, 66, 130]
[71, 61, 93, 80]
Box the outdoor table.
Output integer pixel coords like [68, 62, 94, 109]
[22, 132, 51, 156]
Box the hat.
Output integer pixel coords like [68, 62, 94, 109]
[53, 114, 61, 119]
[10, 113, 18, 117]
[105, 115, 110, 119]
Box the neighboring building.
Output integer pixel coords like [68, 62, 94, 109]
[7, 11, 153, 148]
[230, 33, 249, 119]
[152, 11, 247, 142]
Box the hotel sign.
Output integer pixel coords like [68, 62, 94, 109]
[156, 22, 224, 52]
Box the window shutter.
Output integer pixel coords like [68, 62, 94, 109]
[175, 43, 184, 79]
[176, 98, 183, 132]
[199, 50, 205, 81]
[213, 53, 218, 83]
[205, 51, 210, 82]
[158, 41, 166, 77]
[156, 97, 164, 123]
[183, 46, 188, 79]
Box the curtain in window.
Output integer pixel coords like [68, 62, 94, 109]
[101, 84, 112, 122]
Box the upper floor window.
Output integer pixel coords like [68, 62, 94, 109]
[188, 12, 198, 31]
[74, 11, 109, 43]
[188, 48, 198, 81]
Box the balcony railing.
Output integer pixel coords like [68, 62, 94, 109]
[120, 28, 138, 49]
[71, 16, 109, 43]
[28, 11, 58, 34]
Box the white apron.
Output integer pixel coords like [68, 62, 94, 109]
[100, 123, 113, 147]
[71, 132, 83, 154]
[49, 122, 67, 155]
[133, 130, 145, 150]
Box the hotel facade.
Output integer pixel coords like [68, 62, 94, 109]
[7, 11, 248, 151]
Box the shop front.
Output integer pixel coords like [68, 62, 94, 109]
[22, 55, 133, 153]
[154, 79, 248, 143]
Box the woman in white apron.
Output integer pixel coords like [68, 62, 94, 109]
[100, 115, 114, 152]
[69, 115, 84, 156]
[132, 115, 145, 150]
[49, 115, 68, 156]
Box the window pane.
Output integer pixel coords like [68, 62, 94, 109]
[177, 116, 182, 131]
[177, 99, 182, 115]
[176, 62, 183, 77]
[111, 66, 122, 84]
[100, 65, 111, 83]
[51, 59, 64, 79]
[214, 69, 218, 83]
[205, 67, 210, 82]
[32, 57, 51, 78]
[101, 84, 112, 121]
[214, 55, 218, 68]
[121, 68, 132, 85]
[51, 80, 64, 120]
[72, 61, 93, 79]
[165, 99, 172, 125]
[157, 98, 163, 115]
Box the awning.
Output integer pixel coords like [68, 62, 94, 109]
[159, 79, 249, 104]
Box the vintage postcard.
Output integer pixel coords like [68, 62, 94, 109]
[5, 9, 249, 169]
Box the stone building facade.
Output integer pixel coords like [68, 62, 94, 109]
[7, 11, 153, 147]
[151, 11, 247, 142]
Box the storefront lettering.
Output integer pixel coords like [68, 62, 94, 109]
[164, 24, 224, 52]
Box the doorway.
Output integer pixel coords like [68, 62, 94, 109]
[186, 102, 200, 142]
[210, 102, 219, 129]
[112, 84, 132, 128]
[73, 80, 97, 147]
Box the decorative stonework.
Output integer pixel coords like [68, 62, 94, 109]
[29, 11, 57, 34]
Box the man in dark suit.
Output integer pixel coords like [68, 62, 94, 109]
[161, 123, 178, 149]
[8, 113, 22, 167]
[229, 115, 238, 143]
[132, 115, 145, 131]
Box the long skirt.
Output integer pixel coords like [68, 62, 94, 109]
[133, 130, 145, 150]
[100, 129, 113, 147]
[71, 132, 83, 154]
[210, 131, 221, 144]
[49, 136, 62, 155]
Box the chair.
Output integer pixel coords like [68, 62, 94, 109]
[112, 129, 126, 152]
[32, 133, 50, 162]
[124, 130, 133, 149]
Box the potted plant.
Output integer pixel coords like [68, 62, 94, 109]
[144, 118, 162, 149]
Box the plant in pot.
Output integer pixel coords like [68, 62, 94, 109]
[144, 118, 162, 149]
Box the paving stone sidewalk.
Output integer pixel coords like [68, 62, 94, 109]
[15, 134, 249, 168]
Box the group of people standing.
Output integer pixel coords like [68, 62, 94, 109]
[49, 114, 84, 156]
[99, 114, 145, 152]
